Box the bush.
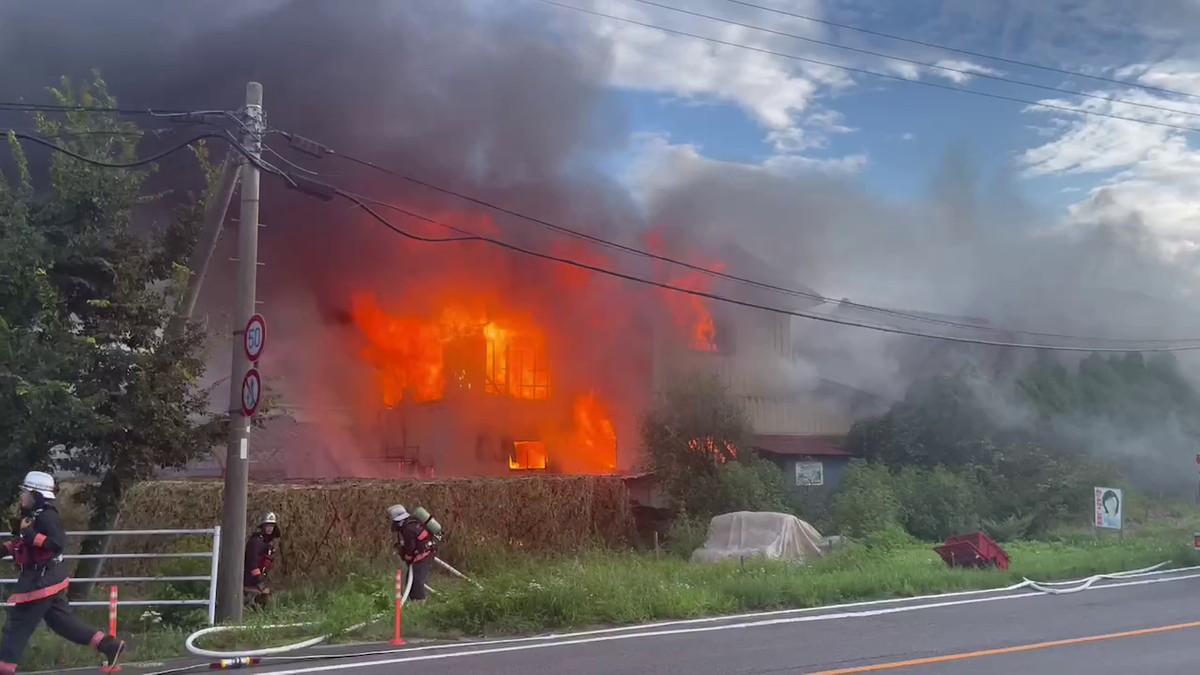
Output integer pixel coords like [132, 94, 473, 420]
[981, 514, 1036, 542]
[713, 455, 790, 514]
[664, 512, 710, 558]
[114, 477, 635, 580]
[831, 461, 900, 538]
[639, 372, 750, 516]
[895, 466, 982, 541]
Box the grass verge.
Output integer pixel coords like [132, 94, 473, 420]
[19, 525, 1200, 671]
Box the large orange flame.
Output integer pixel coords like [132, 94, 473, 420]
[572, 393, 617, 472]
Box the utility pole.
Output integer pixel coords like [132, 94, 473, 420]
[215, 82, 264, 623]
[178, 158, 242, 320]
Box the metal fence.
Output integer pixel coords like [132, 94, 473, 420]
[0, 527, 221, 625]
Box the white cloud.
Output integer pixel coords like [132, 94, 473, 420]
[623, 132, 867, 205]
[764, 152, 870, 176]
[549, 1, 1022, 162]
[928, 59, 1005, 84]
[577, 0, 848, 135]
[901, 132, 915, 141]
[1019, 60, 1200, 245]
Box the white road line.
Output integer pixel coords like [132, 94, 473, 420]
[257, 571, 1200, 674]
[259, 565, 1200, 665]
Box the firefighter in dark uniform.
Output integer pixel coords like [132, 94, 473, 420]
[0, 471, 123, 674]
[243, 511, 280, 608]
[387, 505, 436, 604]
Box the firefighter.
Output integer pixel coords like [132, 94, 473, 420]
[243, 511, 280, 609]
[387, 505, 436, 604]
[0, 471, 124, 674]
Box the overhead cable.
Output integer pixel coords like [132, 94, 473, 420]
[533, 0, 1200, 135]
[627, 0, 1200, 120]
[324, 186, 1200, 353]
[269, 128, 1200, 345]
[717, 0, 1200, 101]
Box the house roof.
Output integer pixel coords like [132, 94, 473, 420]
[751, 434, 858, 457]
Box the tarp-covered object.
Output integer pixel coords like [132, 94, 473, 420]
[690, 511, 825, 564]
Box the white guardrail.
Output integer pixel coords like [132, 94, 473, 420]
[0, 527, 221, 625]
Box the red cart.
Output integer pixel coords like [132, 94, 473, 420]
[933, 532, 1010, 571]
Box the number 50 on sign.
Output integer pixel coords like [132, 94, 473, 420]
[244, 313, 266, 362]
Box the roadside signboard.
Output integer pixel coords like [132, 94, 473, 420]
[241, 368, 262, 417]
[1094, 487, 1122, 530]
[244, 314, 266, 363]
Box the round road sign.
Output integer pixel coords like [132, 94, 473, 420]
[241, 368, 262, 417]
[244, 314, 266, 363]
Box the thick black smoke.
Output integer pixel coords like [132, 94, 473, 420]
[7, 1, 1200, 486]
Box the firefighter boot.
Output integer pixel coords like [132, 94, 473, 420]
[97, 635, 124, 668]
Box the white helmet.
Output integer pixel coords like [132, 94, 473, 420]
[20, 471, 55, 500]
[258, 512, 278, 526]
[387, 504, 409, 523]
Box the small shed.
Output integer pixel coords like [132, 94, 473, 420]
[751, 434, 860, 495]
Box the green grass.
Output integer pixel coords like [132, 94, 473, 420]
[18, 523, 1200, 672]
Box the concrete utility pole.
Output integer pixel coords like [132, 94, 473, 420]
[215, 82, 264, 623]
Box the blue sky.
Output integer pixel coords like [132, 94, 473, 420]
[554, 0, 1200, 245]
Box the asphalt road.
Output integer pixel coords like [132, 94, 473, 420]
[126, 569, 1200, 675]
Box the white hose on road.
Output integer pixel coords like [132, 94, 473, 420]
[181, 559, 1190, 661]
[184, 559, 418, 659]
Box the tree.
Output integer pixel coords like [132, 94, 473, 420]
[638, 372, 758, 514]
[0, 76, 225, 591]
[0, 135, 94, 496]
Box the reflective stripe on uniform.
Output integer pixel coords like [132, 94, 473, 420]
[7, 578, 69, 604]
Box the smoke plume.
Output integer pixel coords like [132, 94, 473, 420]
[4, 0, 1200, 486]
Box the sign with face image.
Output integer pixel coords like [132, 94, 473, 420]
[1094, 487, 1122, 530]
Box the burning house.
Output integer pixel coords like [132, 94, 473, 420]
[188, 223, 875, 486]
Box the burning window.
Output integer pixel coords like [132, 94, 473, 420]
[485, 326, 550, 400]
[509, 440, 547, 470]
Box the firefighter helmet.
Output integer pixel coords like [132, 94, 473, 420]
[387, 504, 409, 523]
[20, 471, 55, 500]
[258, 512, 278, 527]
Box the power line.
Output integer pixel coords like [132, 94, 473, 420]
[6, 131, 240, 170]
[0, 101, 195, 116]
[535, 0, 1200, 135]
[327, 187, 1200, 353]
[310, 140, 1200, 345]
[717, 0, 1200, 102]
[627, 0, 1200, 121]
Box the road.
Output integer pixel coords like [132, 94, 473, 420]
[130, 569, 1200, 675]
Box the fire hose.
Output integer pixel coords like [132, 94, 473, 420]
[182, 556, 475, 660]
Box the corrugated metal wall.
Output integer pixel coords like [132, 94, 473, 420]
[738, 395, 851, 435]
[652, 308, 853, 435]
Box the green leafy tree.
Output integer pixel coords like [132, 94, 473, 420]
[0, 76, 225, 590]
[641, 372, 787, 516]
[831, 461, 900, 538]
[894, 465, 981, 541]
[0, 134, 94, 494]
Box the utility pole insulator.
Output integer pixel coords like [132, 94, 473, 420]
[286, 135, 332, 159]
[215, 82, 265, 624]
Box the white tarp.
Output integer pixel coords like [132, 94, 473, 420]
[690, 511, 825, 564]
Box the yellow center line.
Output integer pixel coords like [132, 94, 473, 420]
[806, 620, 1200, 674]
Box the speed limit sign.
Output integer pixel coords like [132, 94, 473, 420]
[244, 314, 266, 363]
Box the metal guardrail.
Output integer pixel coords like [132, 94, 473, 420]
[0, 527, 221, 625]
